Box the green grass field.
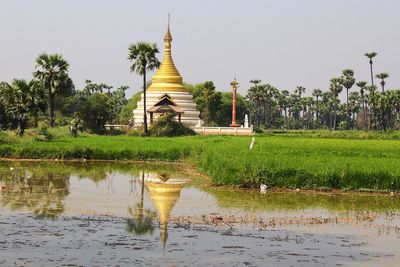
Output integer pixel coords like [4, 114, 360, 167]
[1, 128, 400, 191]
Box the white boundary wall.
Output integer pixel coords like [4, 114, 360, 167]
[105, 125, 254, 136]
[193, 126, 254, 136]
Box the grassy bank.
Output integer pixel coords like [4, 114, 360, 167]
[1, 129, 400, 191]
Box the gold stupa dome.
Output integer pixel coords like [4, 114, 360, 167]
[147, 22, 187, 93]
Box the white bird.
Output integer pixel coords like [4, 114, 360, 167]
[260, 184, 267, 190]
[260, 184, 267, 194]
[9, 167, 14, 171]
[249, 137, 255, 150]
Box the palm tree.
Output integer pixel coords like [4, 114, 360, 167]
[393, 90, 400, 130]
[364, 52, 377, 86]
[341, 69, 355, 106]
[341, 69, 355, 129]
[34, 53, 70, 127]
[375, 72, 389, 93]
[278, 90, 289, 128]
[375, 73, 389, 130]
[356, 81, 368, 130]
[128, 42, 160, 135]
[329, 77, 343, 129]
[247, 80, 267, 127]
[366, 85, 378, 129]
[348, 91, 360, 129]
[0, 80, 46, 136]
[312, 89, 322, 128]
[294, 86, 306, 98]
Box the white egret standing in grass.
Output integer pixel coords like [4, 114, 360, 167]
[260, 184, 267, 194]
[249, 137, 255, 150]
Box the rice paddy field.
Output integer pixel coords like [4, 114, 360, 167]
[1, 129, 400, 191]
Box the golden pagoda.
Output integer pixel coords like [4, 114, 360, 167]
[132, 22, 201, 128]
[145, 174, 187, 248]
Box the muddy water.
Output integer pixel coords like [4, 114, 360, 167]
[0, 162, 400, 266]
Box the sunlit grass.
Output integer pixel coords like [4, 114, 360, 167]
[1, 129, 400, 191]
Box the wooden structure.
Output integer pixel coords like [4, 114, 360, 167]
[147, 94, 184, 124]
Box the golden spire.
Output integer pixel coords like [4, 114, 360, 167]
[147, 17, 187, 93]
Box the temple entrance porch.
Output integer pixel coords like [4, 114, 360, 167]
[147, 94, 184, 125]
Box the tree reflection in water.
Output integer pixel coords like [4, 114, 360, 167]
[0, 168, 69, 219]
[126, 172, 157, 236]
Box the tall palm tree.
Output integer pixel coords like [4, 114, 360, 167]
[375, 72, 389, 93]
[341, 69, 355, 129]
[34, 53, 70, 127]
[294, 86, 306, 98]
[128, 42, 160, 135]
[348, 91, 360, 129]
[312, 89, 322, 127]
[329, 77, 343, 130]
[375, 72, 389, 130]
[393, 90, 400, 130]
[366, 85, 378, 129]
[341, 69, 355, 106]
[364, 52, 377, 86]
[0, 80, 45, 136]
[356, 81, 368, 130]
[278, 90, 289, 128]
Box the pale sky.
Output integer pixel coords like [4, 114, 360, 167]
[0, 0, 399, 97]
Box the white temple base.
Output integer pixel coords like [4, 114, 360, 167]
[132, 91, 201, 128]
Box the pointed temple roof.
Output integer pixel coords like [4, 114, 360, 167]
[147, 22, 187, 93]
[147, 94, 184, 114]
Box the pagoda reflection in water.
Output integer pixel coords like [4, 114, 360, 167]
[145, 173, 188, 248]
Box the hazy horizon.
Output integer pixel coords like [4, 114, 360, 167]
[0, 0, 399, 98]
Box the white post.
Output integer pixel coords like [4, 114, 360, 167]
[244, 114, 249, 128]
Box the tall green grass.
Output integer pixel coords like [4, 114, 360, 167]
[195, 136, 400, 191]
[1, 130, 400, 191]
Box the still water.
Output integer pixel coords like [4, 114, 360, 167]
[0, 162, 400, 267]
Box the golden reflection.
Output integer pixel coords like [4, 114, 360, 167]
[145, 172, 188, 248]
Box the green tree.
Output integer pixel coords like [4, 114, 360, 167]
[278, 90, 290, 128]
[356, 81, 368, 130]
[366, 85, 378, 129]
[364, 52, 378, 85]
[341, 69, 355, 106]
[348, 91, 360, 129]
[74, 92, 113, 132]
[120, 92, 142, 124]
[329, 77, 343, 130]
[0, 80, 46, 136]
[375, 72, 389, 93]
[128, 42, 160, 135]
[33, 53, 71, 127]
[312, 89, 323, 127]
[341, 69, 355, 129]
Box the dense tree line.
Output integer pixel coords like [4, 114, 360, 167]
[1, 49, 398, 136]
[246, 75, 400, 131]
[246, 53, 399, 131]
[0, 53, 129, 135]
